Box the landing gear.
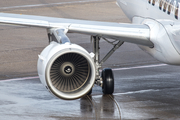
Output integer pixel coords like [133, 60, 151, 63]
[101, 68, 114, 94]
[91, 36, 124, 95]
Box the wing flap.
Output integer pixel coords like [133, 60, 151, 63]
[0, 13, 153, 47]
[69, 24, 152, 46]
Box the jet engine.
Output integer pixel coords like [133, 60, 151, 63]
[38, 41, 96, 100]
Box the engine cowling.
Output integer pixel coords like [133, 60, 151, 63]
[38, 41, 96, 100]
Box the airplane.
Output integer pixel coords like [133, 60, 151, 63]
[0, 0, 180, 100]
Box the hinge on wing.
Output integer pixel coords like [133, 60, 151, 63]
[47, 28, 70, 44]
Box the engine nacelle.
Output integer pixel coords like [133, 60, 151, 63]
[38, 41, 96, 100]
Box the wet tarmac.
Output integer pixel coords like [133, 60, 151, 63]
[0, 0, 180, 120]
[1, 64, 180, 120]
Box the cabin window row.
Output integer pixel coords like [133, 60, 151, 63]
[148, 0, 179, 19]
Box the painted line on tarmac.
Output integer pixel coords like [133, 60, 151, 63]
[112, 64, 167, 71]
[0, 76, 39, 82]
[93, 89, 160, 98]
[0, 64, 167, 82]
[113, 89, 160, 96]
[0, 0, 102, 10]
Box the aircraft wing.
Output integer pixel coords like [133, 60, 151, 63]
[0, 13, 153, 47]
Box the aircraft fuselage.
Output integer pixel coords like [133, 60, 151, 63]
[117, 0, 180, 65]
[117, 0, 180, 22]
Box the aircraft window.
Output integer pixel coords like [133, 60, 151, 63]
[175, 3, 179, 19]
[159, 0, 164, 10]
[168, 1, 173, 14]
[149, 0, 179, 19]
[149, 0, 151, 4]
[163, 0, 169, 12]
[152, 0, 155, 5]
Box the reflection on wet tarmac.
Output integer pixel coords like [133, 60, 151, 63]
[81, 95, 121, 120]
[99, 95, 115, 117]
[80, 96, 94, 119]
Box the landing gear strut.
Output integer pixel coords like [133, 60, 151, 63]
[91, 36, 124, 95]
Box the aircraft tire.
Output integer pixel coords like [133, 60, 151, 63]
[101, 68, 114, 94]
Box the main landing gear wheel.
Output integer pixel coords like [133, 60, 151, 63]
[101, 68, 114, 94]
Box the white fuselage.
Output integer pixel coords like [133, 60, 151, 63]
[117, 0, 180, 65]
[117, 0, 180, 22]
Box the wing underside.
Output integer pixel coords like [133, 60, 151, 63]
[0, 13, 153, 47]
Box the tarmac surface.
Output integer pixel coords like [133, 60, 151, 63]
[0, 0, 180, 120]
